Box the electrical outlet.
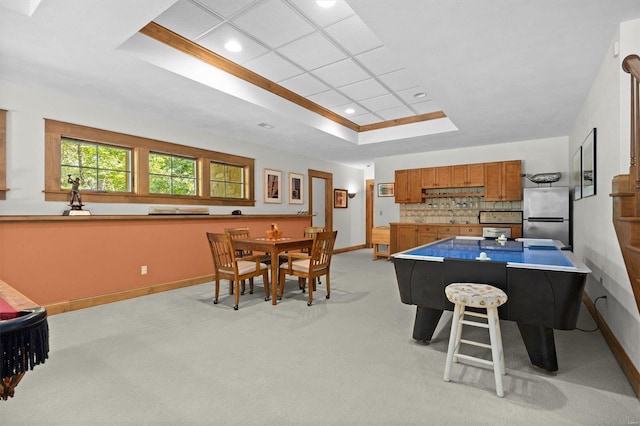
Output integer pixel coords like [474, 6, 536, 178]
[141, 265, 147, 275]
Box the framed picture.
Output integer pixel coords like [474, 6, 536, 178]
[288, 172, 304, 205]
[334, 188, 348, 208]
[581, 128, 597, 198]
[263, 168, 282, 203]
[572, 147, 582, 201]
[377, 183, 395, 197]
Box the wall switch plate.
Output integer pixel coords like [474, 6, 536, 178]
[141, 265, 148, 275]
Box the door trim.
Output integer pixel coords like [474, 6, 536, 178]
[308, 169, 333, 232]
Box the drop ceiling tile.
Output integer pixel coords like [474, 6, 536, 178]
[396, 87, 433, 104]
[329, 102, 363, 117]
[349, 113, 380, 126]
[277, 31, 346, 71]
[195, 0, 260, 19]
[355, 46, 403, 76]
[412, 101, 442, 115]
[198, 24, 269, 65]
[289, 0, 355, 28]
[155, 0, 222, 40]
[244, 52, 303, 82]
[233, 0, 315, 49]
[279, 72, 329, 97]
[376, 105, 415, 121]
[359, 93, 404, 112]
[312, 58, 369, 88]
[377, 69, 419, 92]
[308, 90, 351, 109]
[339, 78, 388, 101]
[324, 14, 382, 56]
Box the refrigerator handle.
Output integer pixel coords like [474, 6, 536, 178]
[525, 217, 564, 222]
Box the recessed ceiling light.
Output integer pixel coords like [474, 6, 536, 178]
[224, 40, 242, 53]
[414, 92, 427, 98]
[257, 122, 274, 129]
[316, 1, 337, 8]
[345, 108, 355, 114]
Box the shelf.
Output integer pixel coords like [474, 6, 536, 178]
[422, 192, 484, 198]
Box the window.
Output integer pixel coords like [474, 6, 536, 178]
[210, 162, 244, 199]
[61, 138, 132, 192]
[149, 152, 196, 196]
[45, 120, 255, 206]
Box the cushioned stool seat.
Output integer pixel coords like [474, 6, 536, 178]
[443, 283, 508, 397]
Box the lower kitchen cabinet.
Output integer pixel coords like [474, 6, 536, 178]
[390, 223, 522, 254]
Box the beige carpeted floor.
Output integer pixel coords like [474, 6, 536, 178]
[2, 249, 639, 425]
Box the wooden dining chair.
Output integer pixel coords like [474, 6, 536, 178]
[225, 227, 271, 295]
[206, 232, 270, 310]
[278, 230, 337, 306]
[278, 226, 325, 287]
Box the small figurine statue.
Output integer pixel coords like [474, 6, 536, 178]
[68, 175, 84, 210]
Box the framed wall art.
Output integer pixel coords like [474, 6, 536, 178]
[288, 172, 304, 205]
[334, 188, 348, 208]
[571, 147, 582, 201]
[581, 128, 596, 198]
[263, 168, 282, 203]
[377, 183, 394, 197]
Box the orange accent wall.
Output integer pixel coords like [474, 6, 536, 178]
[0, 216, 310, 306]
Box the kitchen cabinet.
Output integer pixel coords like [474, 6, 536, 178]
[390, 224, 418, 253]
[452, 163, 485, 188]
[459, 225, 483, 237]
[437, 225, 460, 240]
[395, 169, 422, 203]
[390, 223, 522, 254]
[421, 166, 452, 189]
[484, 160, 522, 201]
[417, 225, 438, 245]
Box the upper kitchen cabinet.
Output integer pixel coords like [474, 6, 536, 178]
[395, 169, 422, 203]
[451, 163, 485, 188]
[422, 166, 452, 189]
[484, 160, 522, 201]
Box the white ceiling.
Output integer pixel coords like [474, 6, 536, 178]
[1, 0, 639, 169]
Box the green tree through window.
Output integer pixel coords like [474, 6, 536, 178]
[61, 138, 131, 192]
[149, 152, 196, 195]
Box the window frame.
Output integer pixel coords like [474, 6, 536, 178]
[61, 137, 133, 193]
[0, 110, 6, 200]
[44, 119, 255, 206]
[209, 161, 247, 199]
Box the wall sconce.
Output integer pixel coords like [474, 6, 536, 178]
[348, 192, 356, 199]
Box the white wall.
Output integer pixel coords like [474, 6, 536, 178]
[570, 19, 640, 371]
[0, 80, 365, 249]
[372, 137, 569, 227]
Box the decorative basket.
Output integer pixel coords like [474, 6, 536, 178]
[526, 172, 562, 184]
[266, 229, 282, 240]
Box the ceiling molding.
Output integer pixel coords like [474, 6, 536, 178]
[138, 21, 446, 134]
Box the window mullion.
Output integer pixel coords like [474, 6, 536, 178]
[137, 147, 149, 195]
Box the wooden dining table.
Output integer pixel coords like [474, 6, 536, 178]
[232, 236, 313, 305]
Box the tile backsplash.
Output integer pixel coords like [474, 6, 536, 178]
[400, 197, 522, 224]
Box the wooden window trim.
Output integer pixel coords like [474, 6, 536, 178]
[44, 119, 255, 206]
[0, 110, 6, 200]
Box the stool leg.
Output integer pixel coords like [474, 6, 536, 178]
[444, 303, 463, 382]
[495, 314, 506, 375]
[453, 306, 465, 363]
[487, 307, 504, 397]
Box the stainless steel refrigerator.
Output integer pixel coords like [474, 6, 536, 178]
[523, 187, 570, 246]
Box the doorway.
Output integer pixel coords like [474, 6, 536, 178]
[308, 169, 333, 231]
[366, 179, 374, 247]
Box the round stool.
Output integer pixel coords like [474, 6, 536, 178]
[443, 283, 508, 397]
